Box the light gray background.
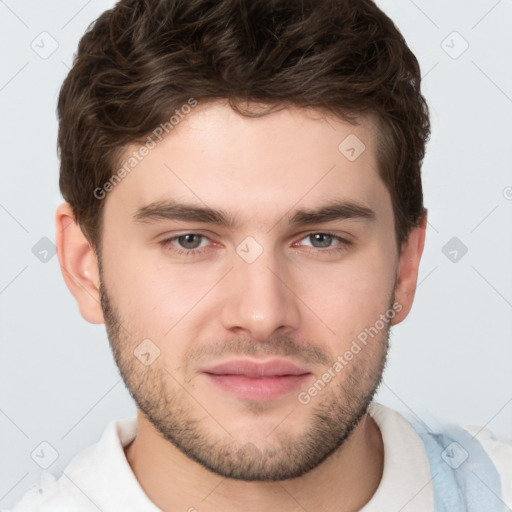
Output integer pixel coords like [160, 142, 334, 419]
[1, 0, 511, 508]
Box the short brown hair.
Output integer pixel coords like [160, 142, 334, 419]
[58, 0, 430, 249]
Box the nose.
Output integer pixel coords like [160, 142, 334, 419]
[219, 243, 301, 342]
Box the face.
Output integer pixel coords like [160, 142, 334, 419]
[96, 102, 402, 480]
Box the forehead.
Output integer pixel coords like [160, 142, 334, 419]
[105, 101, 391, 228]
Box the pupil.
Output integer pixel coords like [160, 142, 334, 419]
[311, 233, 332, 248]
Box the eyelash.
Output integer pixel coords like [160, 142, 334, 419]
[159, 232, 352, 258]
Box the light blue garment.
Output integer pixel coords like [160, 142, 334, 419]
[408, 415, 506, 511]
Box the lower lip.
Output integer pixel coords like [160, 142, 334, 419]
[203, 373, 312, 401]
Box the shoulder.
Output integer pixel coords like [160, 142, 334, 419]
[463, 424, 512, 508]
[5, 471, 95, 512]
[5, 418, 134, 512]
[370, 402, 512, 509]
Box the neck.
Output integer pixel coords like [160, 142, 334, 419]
[124, 410, 384, 512]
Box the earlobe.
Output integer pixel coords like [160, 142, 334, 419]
[391, 214, 427, 326]
[56, 203, 105, 324]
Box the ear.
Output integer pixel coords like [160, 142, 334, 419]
[391, 214, 427, 325]
[56, 203, 105, 324]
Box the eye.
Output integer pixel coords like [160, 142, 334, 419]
[174, 233, 206, 250]
[159, 231, 352, 259]
[304, 233, 337, 248]
[296, 232, 352, 254]
[160, 233, 212, 256]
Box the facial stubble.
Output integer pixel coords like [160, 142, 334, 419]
[99, 272, 391, 481]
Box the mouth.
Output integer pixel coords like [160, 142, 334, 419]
[201, 358, 313, 401]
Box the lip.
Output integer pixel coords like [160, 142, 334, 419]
[203, 358, 310, 377]
[201, 358, 313, 401]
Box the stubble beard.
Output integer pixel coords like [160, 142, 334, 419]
[99, 278, 390, 481]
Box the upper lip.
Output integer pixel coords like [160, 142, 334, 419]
[201, 358, 311, 378]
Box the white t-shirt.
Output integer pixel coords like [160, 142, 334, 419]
[5, 402, 512, 511]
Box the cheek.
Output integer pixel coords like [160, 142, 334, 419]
[291, 244, 397, 339]
[102, 243, 220, 337]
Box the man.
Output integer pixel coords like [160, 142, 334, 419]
[8, 0, 511, 510]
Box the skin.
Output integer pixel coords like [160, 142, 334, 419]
[56, 100, 426, 512]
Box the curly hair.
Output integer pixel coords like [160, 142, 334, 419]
[58, 0, 430, 249]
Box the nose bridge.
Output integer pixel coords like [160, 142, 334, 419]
[219, 236, 300, 340]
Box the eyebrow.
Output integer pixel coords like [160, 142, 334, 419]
[133, 199, 376, 228]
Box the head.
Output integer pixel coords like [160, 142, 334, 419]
[56, 0, 429, 481]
